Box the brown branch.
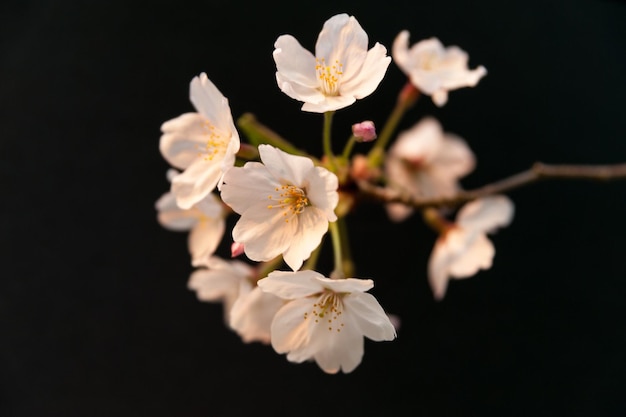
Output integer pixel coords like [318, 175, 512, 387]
[357, 162, 626, 209]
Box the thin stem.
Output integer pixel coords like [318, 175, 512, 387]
[367, 82, 420, 168]
[303, 237, 324, 271]
[357, 162, 626, 209]
[323, 111, 337, 171]
[328, 221, 344, 279]
[341, 135, 357, 160]
[337, 217, 354, 277]
[255, 255, 285, 282]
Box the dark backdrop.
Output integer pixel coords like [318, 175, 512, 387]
[2, 0, 626, 416]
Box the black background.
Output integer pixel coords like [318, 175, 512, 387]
[2, 0, 626, 416]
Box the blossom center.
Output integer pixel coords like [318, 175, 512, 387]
[198, 120, 228, 161]
[303, 290, 345, 332]
[267, 184, 309, 221]
[315, 58, 344, 96]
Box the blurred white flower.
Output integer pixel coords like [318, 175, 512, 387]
[258, 270, 396, 374]
[155, 190, 226, 266]
[159, 73, 240, 209]
[229, 284, 285, 344]
[385, 117, 475, 222]
[428, 195, 514, 300]
[273, 13, 391, 113]
[220, 144, 339, 271]
[188, 256, 256, 323]
[392, 32, 486, 106]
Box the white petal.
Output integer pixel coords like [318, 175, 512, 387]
[258, 270, 325, 299]
[170, 158, 223, 209]
[315, 14, 368, 77]
[188, 216, 225, 265]
[159, 112, 209, 169]
[427, 237, 454, 301]
[220, 162, 278, 214]
[389, 117, 444, 164]
[448, 232, 495, 278]
[313, 319, 364, 374]
[155, 192, 199, 231]
[189, 73, 233, 131]
[187, 268, 240, 303]
[305, 166, 339, 221]
[429, 133, 475, 179]
[273, 35, 318, 88]
[276, 72, 326, 105]
[344, 293, 396, 341]
[340, 42, 391, 99]
[258, 144, 314, 186]
[229, 286, 284, 344]
[457, 195, 515, 233]
[314, 276, 374, 293]
[270, 297, 317, 354]
[282, 208, 328, 271]
[232, 200, 297, 262]
[391, 30, 410, 73]
[300, 95, 356, 113]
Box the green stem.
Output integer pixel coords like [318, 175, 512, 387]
[255, 255, 285, 282]
[328, 221, 344, 279]
[341, 135, 357, 160]
[237, 113, 311, 159]
[337, 217, 354, 277]
[367, 82, 420, 168]
[323, 111, 337, 171]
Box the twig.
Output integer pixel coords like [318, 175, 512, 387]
[357, 162, 626, 209]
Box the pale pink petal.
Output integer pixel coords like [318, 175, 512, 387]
[270, 297, 318, 354]
[344, 293, 396, 341]
[313, 317, 364, 374]
[457, 195, 515, 233]
[189, 73, 234, 130]
[315, 276, 374, 293]
[159, 113, 208, 169]
[170, 158, 223, 209]
[276, 72, 326, 104]
[220, 162, 278, 213]
[391, 30, 411, 71]
[283, 208, 329, 271]
[340, 42, 391, 99]
[427, 237, 454, 301]
[315, 14, 367, 76]
[155, 192, 198, 231]
[305, 167, 339, 221]
[273, 35, 318, 88]
[258, 270, 325, 299]
[188, 216, 225, 265]
[258, 144, 314, 186]
[447, 232, 495, 278]
[301, 95, 356, 113]
[429, 133, 475, 179]
[229, 286, 284, 344]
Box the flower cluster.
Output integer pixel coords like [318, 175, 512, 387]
[156, 13, 506, 374]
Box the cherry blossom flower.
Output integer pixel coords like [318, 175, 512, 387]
[159, 73, 240, 209]
[352, 120, 377, 142]
[384, 117, 475, 222]
[187, 256, 255, 323]
[155, 190, 226, 266]
[220, 144, 339, 271]
[257, 270, 396, 374]
[273, 13, 391, 113]
[392, 32, 487, 106]
[229, 285, 285, 344]
[428, 195, 514, 300]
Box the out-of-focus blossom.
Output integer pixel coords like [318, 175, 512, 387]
[392, 32, 486, 106]
[159, 73, 240, 209]
[428, 195, 514, 300]
[155, 190, 226, 266]
[352, 120, 377, 142]
[273, 13, 391, 113]
[229, 284, 285, 344]
[385, 117, 475, 222]
[220, 145, 339, 271]
[187, 256, 255, 323]
[258, 270, 396, 374]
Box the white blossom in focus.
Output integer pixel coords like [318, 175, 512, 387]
[385, 117, 475, 222]
[273, 13, 391, 113]
[428, 195, 514, 300]
[155, 190, 226, 266]
[187, 256, 254, 323]
[220, 145, 339, 271]
[159, 73, 240, 209]
[258, 270, 396, 374]
[392, 32, 487, 106]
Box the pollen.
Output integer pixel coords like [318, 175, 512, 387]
[267, 184, 310, 221]
[306, 290, 344, 333]
[315, 58, 343, 96]
[196, 120, 228, 161]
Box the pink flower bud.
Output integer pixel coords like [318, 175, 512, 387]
[352, 121, 377, 142]
[231, 242, 245, 257]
